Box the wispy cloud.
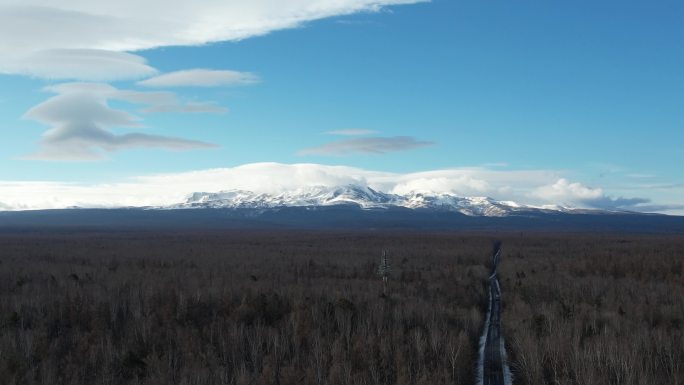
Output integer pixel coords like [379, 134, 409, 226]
[584, 196, 651, 211]
[0, 1, 426, 80]
[326, 129, 379, 136]
[142, 102, 227, 114]
[627, 203, 684, 212]
[7, 49, 158, 82]
[23, 83, 219, 161]
[299, 136, 434, 156]
[138, 69, 259, 88]
[1, 1, 428, 160]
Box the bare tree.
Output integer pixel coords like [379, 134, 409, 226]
[377, 249, 391, 294]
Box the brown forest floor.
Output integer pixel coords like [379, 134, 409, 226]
[0, 231, 682, 385]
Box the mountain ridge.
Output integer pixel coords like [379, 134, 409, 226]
[175, 184, 622, 217]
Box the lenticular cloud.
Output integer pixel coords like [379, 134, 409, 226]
[0, 0, 425, 80]
[23, 83, 218, 161]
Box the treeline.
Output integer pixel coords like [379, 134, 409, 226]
[0, 232, 489, 385]
[499, 234, 684, 384]
[1, 231, 682, 385]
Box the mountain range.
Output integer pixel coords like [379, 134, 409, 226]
[177, 184, 576, 217]
[3, 184, 684, 232]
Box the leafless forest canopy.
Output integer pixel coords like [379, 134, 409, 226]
[0, 231, 682, 385]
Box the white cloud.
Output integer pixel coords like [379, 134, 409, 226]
[390, 175, 490, 196]
[138, 69, 259, 87]
[0, 0, 426, 80]
[3, 49, 158, 82]
[385, 168, 557, 200]
[1, 1, 428, 160]
[23, 82, 219, 160]
[326, 129, 379, 136]
[533, 178, 604, 202]
[138, 163, 384, 195]
[0, 163, 384, 209]
[532, 178, 651, 210]
[299, 136, 434, 155]
[0, 162, 666, 213]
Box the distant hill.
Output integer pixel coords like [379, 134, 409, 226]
[1, 205, 683, 233]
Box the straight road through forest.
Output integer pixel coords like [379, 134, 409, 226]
[479, 243, 510, 385]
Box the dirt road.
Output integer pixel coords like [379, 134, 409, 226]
[479, 245, 511, 385]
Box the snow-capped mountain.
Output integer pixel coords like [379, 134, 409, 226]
[185, 185, 393, 209]
[3, 184, 676, 231]
[177, 184, 554, 217]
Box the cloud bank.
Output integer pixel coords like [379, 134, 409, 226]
[0, 0, 426, 80]
[23, 83, 219, 160]
[532, 178, 651, 211]
[0, 162, 668, 213]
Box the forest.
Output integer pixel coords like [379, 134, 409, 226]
[0, 230, 682, 384]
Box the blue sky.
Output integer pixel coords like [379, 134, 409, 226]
[0, 0, 683, 213]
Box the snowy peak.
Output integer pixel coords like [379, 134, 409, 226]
[179, 185, 544, 217]
[402, 192, 526, 216]
[286, 185, 393, 208]
[185, 185, 393, 209]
